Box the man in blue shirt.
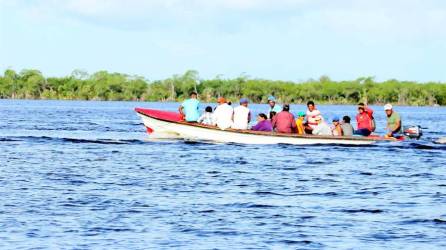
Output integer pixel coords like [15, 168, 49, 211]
[179, 92, 200, 122]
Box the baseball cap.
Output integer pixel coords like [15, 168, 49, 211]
[384, 104, 393, 110]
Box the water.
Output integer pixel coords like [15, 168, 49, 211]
[1, 100, 445, 249]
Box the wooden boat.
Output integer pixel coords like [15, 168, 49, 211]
[135, 108, 400, 145]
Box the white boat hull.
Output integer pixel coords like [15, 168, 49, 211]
[137, 114, 378, 145]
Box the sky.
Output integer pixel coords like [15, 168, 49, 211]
[1, 0, 446, 82]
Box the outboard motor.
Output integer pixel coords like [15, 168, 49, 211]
[403, 125, 423, 139]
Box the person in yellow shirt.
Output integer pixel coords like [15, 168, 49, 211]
[296, 111, 306, 134]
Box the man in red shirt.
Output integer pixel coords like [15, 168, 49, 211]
[355, 106, 373, 136]
[358, 103, 375, 132]
[272, 104, 297, 133]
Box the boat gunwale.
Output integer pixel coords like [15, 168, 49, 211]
[135, 108, 397, 142]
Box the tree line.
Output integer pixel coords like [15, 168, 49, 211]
[0, 69, 445, 106]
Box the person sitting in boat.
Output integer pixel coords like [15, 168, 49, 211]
[384, 104, 402, 138]
[251, 113, 273, 132]
[197, 106, 214, 125]
[267, 96, 282, 118]
[269, 111, 277, 121]
[331, 116, 343, 136]
[304, 101, 323, 134]
[213, 97, 234, 130]
[312, 116, 332, 135]
[355, 106, 373, 136]
[340, 116, 354, 136]
[272, 104, 296, 133]
[358, 102, 376, 132]
[178, 91, 200, 122]
[295, 111, 306, 135]
[232, 98, 251, 130]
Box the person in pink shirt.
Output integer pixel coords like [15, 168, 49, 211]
[272, 104, 297, 133]
[355, 106, 373, 136]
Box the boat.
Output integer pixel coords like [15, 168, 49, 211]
[135, 108, 402, 145]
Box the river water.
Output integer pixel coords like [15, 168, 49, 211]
[1, 100, 445, 249]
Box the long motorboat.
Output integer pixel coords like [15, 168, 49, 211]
[135, 108, 403, 145]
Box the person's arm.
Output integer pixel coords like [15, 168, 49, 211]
[197, 114, 205, 123]
[312, 126, 319, 135]
[271, 116, 277, 128]
[337, 126, 343, 136]
[251, 122, 260, 131]
[212, 108, 219, 125]
[392, 119, 401, 132]
[291, 115, 297, 129]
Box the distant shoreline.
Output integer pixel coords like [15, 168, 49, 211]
[1, 69, 445, 106]
[1, 97, 442, 107]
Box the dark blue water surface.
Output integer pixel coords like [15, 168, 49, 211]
[1, 100, 446, 249]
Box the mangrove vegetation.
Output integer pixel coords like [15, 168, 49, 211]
[0, 69, 445, 106]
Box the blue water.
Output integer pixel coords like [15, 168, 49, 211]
[1, 100, 445, 249]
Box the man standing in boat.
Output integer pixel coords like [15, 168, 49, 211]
[179, 92, 200, 122]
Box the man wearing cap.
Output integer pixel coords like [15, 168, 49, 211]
[312, 116, 332, 136]
[384, 104, 402, 137]
[295, 111, 306, 135]
[232, 98, 251, 130]
[272, 104, 296, 133]
[213, 97, 234, 130]
[267, 96, 282, 118]
[179, 91, 200, 122]
[331, 116, 343, 136]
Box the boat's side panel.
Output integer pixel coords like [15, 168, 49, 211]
[138, 114, 375, 145]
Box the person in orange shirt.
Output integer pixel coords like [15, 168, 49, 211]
[295, 111, 306, 135]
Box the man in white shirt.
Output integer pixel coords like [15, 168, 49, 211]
[232, 98, 251, 130]
[213, 97, 234, 130]
[305, 100, 323, 133]
[312, 116, 332, 136]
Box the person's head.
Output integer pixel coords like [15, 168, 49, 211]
[358, 106, 365, 114]
[342, 116, 351, 124]
[217, 97, 226, 105]
[190, 91, 198, 99]
[205, 106, 213, 113]
[307, 101, 315, 111]
[268, 96, 276, 107]
[283, 104, 290, 112]
[269, 111, 277, 120]
[240, 98, 249, 107]
[298, 111, 306, 120]
[332, 116, 340, 125]
[314, 116, 322, 124]
[257, 113, 267, 122]
[358, 102, 365, 107]
[384, 103, 393, 116]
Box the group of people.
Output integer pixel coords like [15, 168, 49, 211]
[179, 92, 402, 138]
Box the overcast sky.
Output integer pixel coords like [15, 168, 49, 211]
[1, 0, 445, 81]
